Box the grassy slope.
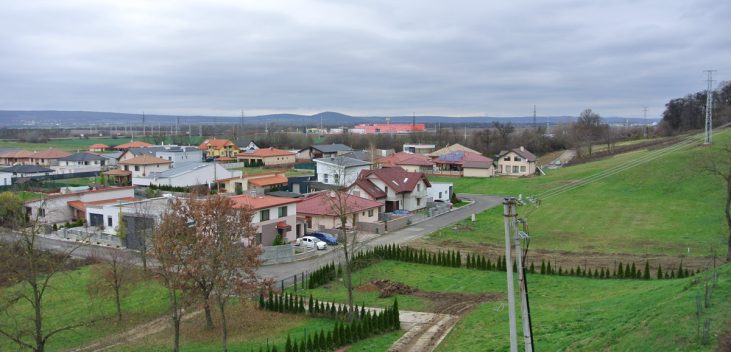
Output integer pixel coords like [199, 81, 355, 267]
[0, 265, 168, 351]
[430, 131, 729, 257]
[294, 260, 731, 351]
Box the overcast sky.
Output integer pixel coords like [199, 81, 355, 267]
[1, 0, 729, 118]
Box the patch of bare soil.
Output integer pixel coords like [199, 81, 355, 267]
[410, 239, 717, 275]
[718, 320, 731, 352]
[358, 280, 501, 316]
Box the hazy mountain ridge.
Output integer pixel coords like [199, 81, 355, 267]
[0, 110, 657, 127]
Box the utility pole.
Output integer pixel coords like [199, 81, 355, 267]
[643, 107, 648, 138]
[464, 124, 467, 141]
[704, 70, 716, 145]
[514, 220, 534, 352]
[502, 198, 518, 352]
[533, 105, 537, 129]
[142, 112, 146, 137]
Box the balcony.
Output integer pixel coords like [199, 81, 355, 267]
[412, 189, 428, 197]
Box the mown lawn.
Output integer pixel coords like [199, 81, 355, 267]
[429, 130, 730, 257]
[0, 265, 169, 351]
[293, 260, 731, 351]
[0, 138, 124, 152]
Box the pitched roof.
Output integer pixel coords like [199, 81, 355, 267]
[198, 139, 236, 150]
[143, 162, 215, 178]
[297, 191, 382, 216]
[378, 152, 434, 167]
[59, 152, 107, 162]
[229, 194, 299, 211]
[358, 167, 431, 193]
[428, 143, 481, 157]
[23, 186, 135, 203]
[248, 174, 288, 187]
[303, 144, 353, 154]
[68, 197, 137, 212]
[498, 147, 537, 162]
[239, 147, 295, 157]
[0, 150, 35, 158]
[1, 165, 54, 173]
[103, 169, 132, 176]
[436, 151, 494, 168]
[351, 178, 386, 199]
[118, 154, 172, 165]
[114, 141, 154, 150]
[89, 144, 109, 149]
[314, 156, 372, 168]
[32, 148, 71, 159]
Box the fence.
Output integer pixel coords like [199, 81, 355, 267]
[260, 244, 295, 264]
[221, 162, 247, 170]
[55, 227, 122, 247]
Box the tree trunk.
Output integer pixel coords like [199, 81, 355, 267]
[168, 288, 181, 352]
[203, 290, 214, 330]
[342, 221, 354, 321]
[218, 299, 228, 352]
[114, 285, 122, 322]
[34, 284, 44, 352]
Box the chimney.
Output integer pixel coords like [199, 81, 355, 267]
[520, 146, 525, 151]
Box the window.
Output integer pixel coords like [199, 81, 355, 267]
[278, 206, 287, 217]
[417, 184, 421, 191]
[368, 209, 374, 217]
[438, 191, 442, 198]
[260, 209, 270, 221]
[520, 166, 526, 172]
[512, 165, 519, 173]
[503, 157, 510, 161]
[514, 156, 522, 162]
[306, 216, 312, 228]
[107, 217, 113, 227]
[333, 174, 340, 184]
[384, 186, 389, 194]
[134, 165, 140, 171]
[38, 208, 45, 217]
[323, 174, 329, 183]
[124, 165, 129, 171]
[255, 233, 262, 245]
[416, 198, 421, 206]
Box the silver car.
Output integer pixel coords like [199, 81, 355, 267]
[296, 236, 327, 250]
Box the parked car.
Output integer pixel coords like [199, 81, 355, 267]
[296, 236, 327, 250]
[308, 232, 338, 246]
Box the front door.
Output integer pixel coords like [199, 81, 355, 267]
[385, 201, 399, 212]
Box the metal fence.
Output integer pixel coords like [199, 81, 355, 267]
[55, 227, 122, 247]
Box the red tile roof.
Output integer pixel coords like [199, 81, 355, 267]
[89, 144, 109, 149]
[297, 191, 382, 216]
[353, 124, 426, 133]
[68, 197, 137, 212]
[378, 152, 434, 167]
[248, 174, 288, 187]
[199, 139, 236, 150]
[229, 194, 299, 211]
[238, 147, 295, 158]
[24, 186, 136, 204]
[0, 150, 35, 158]
[32, 148, 71, 159]
[351, 178, 386, 199]
[114, 141, 154, 150]
[358, 167, 431, 193]
[118, 154, 173, 165]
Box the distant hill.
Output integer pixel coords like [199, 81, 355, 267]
[0, 110, 658, 127]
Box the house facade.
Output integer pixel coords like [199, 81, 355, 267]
[377, 152, 434, 173]
[215, 172, 289, 194]
[496, 146, 537, 176]
[119, 146, 202, 165]
[237, 147, 296, 167]
[1, 165, 55, 178]
[230, 195, 301, 245]
[297, 191, 383, 231]
[314, 156, 372, 187]
[402, 144, 436, 155]
[133, 162, 240, 187]
[296, 144, 353, 160]
[118, 155, 172, 178]
[428, 182, 453, 202]
[89, 144, 109, 152]
[349, 167, 430, 212]
[0, 172, 11, 186]
[434, 151, 495, 177]
[198, 139, 239, 158]
[24, 186, 136, 225]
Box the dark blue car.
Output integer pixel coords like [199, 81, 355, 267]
[308, 232, 338, 245]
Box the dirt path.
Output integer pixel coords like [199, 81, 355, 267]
[68, 309, 202, 352]
[410, 239, 719, 274]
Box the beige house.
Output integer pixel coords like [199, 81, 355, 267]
[428, 143, 481, 158]
[237, 147, 296, 167]
[496, 146, 537, 176]
[297, 191, 383, 231]
[118, 154, 172, 178]
[215, 172, 288, 194]
[230, 194, 301, 245]
[349, 167, 430, 212]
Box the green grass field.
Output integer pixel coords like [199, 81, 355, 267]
[430, 131, 730, 257]
[291, 260, 731, 351]
[0, 136, 209, 152]
[0, 265, 169, 351]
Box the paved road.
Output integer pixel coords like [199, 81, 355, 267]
[1, 194, 503, 283]
[259, 194, 503, 282]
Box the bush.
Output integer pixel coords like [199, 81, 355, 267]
[272, 233, 285, 246]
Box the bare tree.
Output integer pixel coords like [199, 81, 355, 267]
[87, 249, 139, 322]
[0, 198, 92, 352]
[153, 198, 194, 352]
[575, 109, 605, 156]
[705, 144, 731, 262]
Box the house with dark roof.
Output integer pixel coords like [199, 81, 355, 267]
[349, 167, 431, 212]
[297, 144, 353, 160]
[496, 146, 538, 176]
[314, 156, 371, 187]
[58, 152, 109, 167]
[119, 145, 202, 165]
[297, 191, 383, 231]
[1, 165, 55, 178]
[434, 151, 495, 177]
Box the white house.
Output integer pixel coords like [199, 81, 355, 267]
[24, 186, 136, 225]
[314, 156, 371, 187]
[297, 144, 353, 160]
[132, 162, 241, 187]
[402, 143, 436, 155]
[120, 146, 202, 165]
[428, 182, 453, 202]
[349, 167, 431, 212]
[297, 191, 383, 231]
[230, 194, 302, 245]
[87, 196, 175, 249]
[496, 146, 538, 176]
[118, 155, 172, 178]
[0, 172, 11, 186]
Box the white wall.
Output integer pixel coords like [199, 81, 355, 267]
[156, 149, 203, 164]
[428, 182, 452, 202]
[133, 163, 239, 187]
[315, 161, 369, 187]
[122, 163, 170, 178]
[0, 172, 11, 186]
[26, 188, 134, 225]
[496, 152, 535, 176]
